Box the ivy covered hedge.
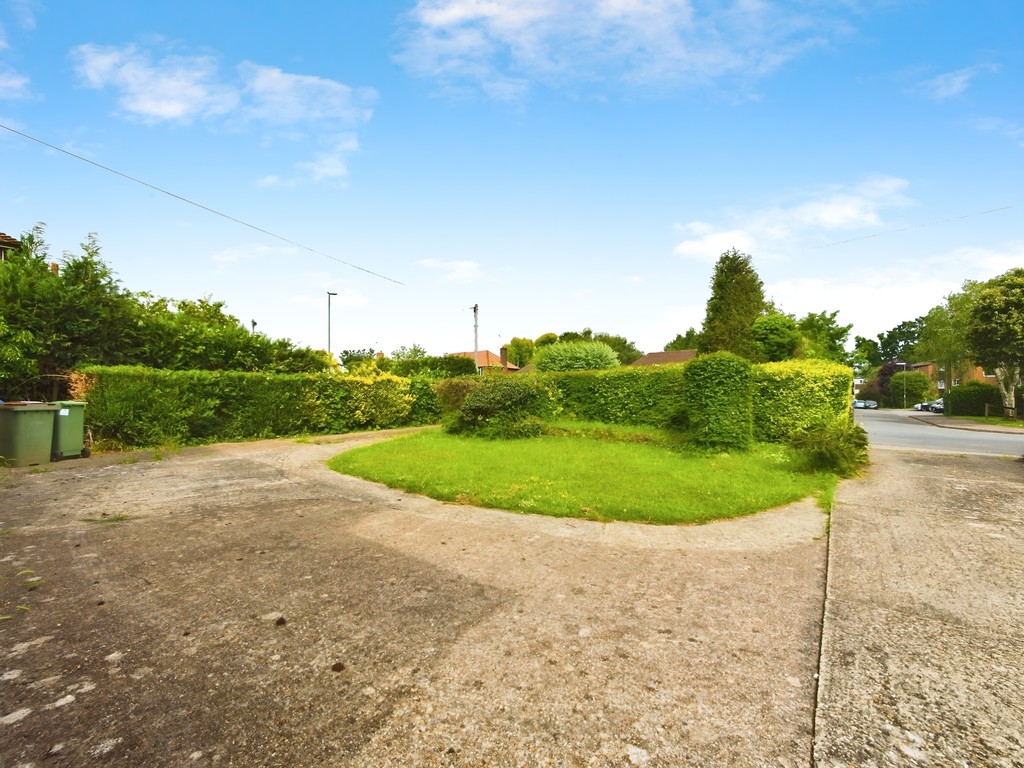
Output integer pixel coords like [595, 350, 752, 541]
[752, 359, 854, 442]
[540, 366, 688, 427]
[70, 365, 439, 447]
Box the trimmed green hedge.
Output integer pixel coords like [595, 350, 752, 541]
[945, 380, 1002, 416]
[540, 365, 688, 427]
[753, 359, 854, 442]
[71, 366, 437, 447]
[681, 352, 754, 451]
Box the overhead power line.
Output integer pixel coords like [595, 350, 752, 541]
[804, 205, 1015, 251]
[0, 122, 405, 286]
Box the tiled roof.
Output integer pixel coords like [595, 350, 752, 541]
[0, 232, 21, 249]
[449, 350, 519, 370]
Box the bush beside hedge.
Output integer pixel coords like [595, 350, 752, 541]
[681, 352, 754, 450]
[71, 366, 437, 447]
[541, 366, 688, 427]
[445, 375, 559, 439]
[753, 359, 854, 442]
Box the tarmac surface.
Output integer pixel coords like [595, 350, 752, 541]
[1, 420, 1022, 767]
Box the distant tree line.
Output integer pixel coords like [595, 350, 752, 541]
[0, 224, 333, 400]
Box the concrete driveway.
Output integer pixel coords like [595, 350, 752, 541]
[2, 432, 826, 767]
[1, 429, 1021, 767]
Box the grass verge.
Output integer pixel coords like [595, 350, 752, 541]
[328, 426, 837, 525]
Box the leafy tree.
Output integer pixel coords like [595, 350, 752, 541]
[592, 332, 643, 365]
[888, 370, 933, 409]
[698, 248, 766, 360]
[967, 268, 1024, 410]
[0, 315, 37, 395]
[534, 341, 619, 371]
[751, 313, 801, 362]
[664, 328, 701, 352]
[339, 348, 377, 370]
[797, 310, 852, 363]
[391, 344, 428, 361]
[915, 283, 980, 392]
[852, 335, 883, 370]
[558, 328, 594, 343]
[506, 337, 535, 368]
[878, 318, 923, 362]
[0, 224, 332, 398]
[534, 332, 558, 348]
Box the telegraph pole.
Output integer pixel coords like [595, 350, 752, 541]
[327, 291, 338, 356]
[472, 303, 479, 374]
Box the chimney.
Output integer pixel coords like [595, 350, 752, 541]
[500, 346, 508, 370]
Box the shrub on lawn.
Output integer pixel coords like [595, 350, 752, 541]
[945, 380, 1002, 416]
[434, 376, 484, 415]
[534, 341, 620, 371]
[788, 415, 868, 477]
[753, 359, 853, 442]
[681, 352, 753, 451]
[446, 375, 559, 439]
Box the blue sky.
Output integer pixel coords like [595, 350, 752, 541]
[1, 1, 1021, 358]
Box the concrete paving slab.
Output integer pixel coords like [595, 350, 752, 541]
[815, 448, 1024, 767]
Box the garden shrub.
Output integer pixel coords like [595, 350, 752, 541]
[446, 375, 559, 439]
[434, 376, 483, 415]
[541, 365, 688, 427]
[945, 380, 1002, 416]
[404, 375, 442, 425]
[680, 352, 753, 450]
[885, 370, 933, 409]
[788, 415, 869, 477]
[534, 341, 619, 371]
[753, 359, 853, 442]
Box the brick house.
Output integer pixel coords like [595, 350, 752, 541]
[631, 349, 696, 366]
[450, 348, 520, 374]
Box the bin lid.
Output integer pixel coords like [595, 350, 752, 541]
[0, 401, 61, 409]
[50, 401, 87, 407]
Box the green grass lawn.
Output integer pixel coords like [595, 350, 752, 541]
[328, 425, 836, 525]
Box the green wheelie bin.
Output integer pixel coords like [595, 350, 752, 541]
[51, 401, 89, 460]
[0, 402, 60, 467]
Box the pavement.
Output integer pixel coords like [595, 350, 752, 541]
[0, 421, 1022, 767]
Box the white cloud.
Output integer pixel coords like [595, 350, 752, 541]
[295, 133, 359, 182]
[0, 68, 29, 98]
[397, 0, 843, 98]
[239, 63, 377, 125]
[69, 42, 376, 185]
[418, 257, 484, 282]
[8, 0, 39, 30]
[71, 43, 238, 123]
[916, 63, 998, 101]
[973, 117, 1024, 148]
[673, 175, 914, 261]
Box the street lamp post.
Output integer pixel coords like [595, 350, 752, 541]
[327, 291, 338, 356]
[897, 361, 907, 408]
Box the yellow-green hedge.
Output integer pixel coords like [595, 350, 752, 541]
[752, 359, 853, 442]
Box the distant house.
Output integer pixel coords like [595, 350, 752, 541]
[0, 232, 20, 261]
[450, 348, 520, 374]
[631, 349, 697, 366]
[910, 361, 997, 392]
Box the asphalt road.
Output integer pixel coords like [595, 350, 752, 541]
[855, 408, 1024, 457]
